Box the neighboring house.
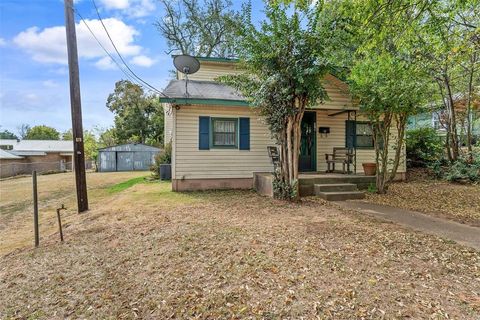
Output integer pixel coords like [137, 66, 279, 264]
[97, 143, 161, 172]
[0, 139, 73, 178]
[408, 94, 480, 138]
[161, 56, 406, 191]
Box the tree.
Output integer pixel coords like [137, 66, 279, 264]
[93, 126, 117, 148]
[0, 130, 17, 139]
[155, 0, 241, 57]
[17, 124, 30, 139]
[24, 125, 60, 140]
[222, 3, 329, 200]
[62, 129, 98, 160]
[106, 80, 164, 146]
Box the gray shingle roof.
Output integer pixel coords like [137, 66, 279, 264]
[0, 149, 24, 159]
[163, 80, 245, 101]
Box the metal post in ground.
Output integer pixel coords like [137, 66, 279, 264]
[56, 204, 67, 242]
[32, 170, 39, 247]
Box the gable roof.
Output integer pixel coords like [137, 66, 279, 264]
[0, 149, 24, 160]
[0, 139, 73, 153]
[160, 80, 248, 106]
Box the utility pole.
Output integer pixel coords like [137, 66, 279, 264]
[64, 0, 89, 212]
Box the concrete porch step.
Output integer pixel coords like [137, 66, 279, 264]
[314, 183, 358, 193]
[316, 191, 366, 201]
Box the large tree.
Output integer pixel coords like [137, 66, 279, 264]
[106, 80, 164, 146]
[155, 0, 241, 57]
[0, 130, 17, 139]
[24, 125, 60, 140]
[223, 3, 329, 200]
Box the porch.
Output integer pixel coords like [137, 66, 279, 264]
[254, 172, 376, 198]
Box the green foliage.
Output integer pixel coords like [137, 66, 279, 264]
[62, 129, 98, 160]
[0, 130, 17, 139]
[106, 80, 164, 146]
[150, 142, 172, 179]
[220, 3, 330, 200]
[367, 183, 377, 194]
[107, 176, 148, 193]
[272, 171, 298, 200]
[431, 153, 480, 183]
[24, 125, 60, 140]
[155, 0, 242, 57]
[406, 128, 444, 167]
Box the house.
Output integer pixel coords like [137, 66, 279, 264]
[160, 57, 406, 192]
[408, 93, 480, 140]
[0, 139, 73, 178]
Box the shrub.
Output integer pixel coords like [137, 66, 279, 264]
[150, 142, 172, 179]
[406, 128, 443, 167]
[430, 149, 480, 183]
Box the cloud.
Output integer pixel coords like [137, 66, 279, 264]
[42, 80, 59, 88]
[130, 55, 155, 67]
[95, 56, 117, 70]
[0, 38, 6, 46]
[13, 18, 142, 68]
[99, 0, 156, 18]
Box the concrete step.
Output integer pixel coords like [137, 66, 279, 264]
[314, 183, 358, 193]
[316, 191, 366, 201]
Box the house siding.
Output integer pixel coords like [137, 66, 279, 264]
[315, 111, 406, 174]
[164, 106, 174, 144]
[173, 105, 274, 181]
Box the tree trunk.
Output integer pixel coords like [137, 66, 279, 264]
[389, 113, 407, 182]
[445, 76, 459, 161]
[465, 52, 476, 162]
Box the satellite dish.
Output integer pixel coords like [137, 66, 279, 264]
[173, 55, 200, 75]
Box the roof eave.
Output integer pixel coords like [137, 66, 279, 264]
[159, 97, 249, 107]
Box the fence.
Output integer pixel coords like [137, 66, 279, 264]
[0, 161, 94, 179]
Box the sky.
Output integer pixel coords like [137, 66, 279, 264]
[0, 0, 264, 136]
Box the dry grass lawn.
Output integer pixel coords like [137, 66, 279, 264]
[1, 173, 479, 319]
[364, 171, 480, 226]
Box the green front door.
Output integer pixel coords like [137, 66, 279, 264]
[299, 111, 316, 172]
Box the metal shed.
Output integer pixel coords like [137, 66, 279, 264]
[97, 143, 161, 172]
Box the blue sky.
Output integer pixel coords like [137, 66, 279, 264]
[0, 0, 264, 136]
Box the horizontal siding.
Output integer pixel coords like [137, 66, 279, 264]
[177, 62, 241, 81]
[164, 105, 173, 144]
[174, 105, 275, 179]
[315, 111, 406, 173]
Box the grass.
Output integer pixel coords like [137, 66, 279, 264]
[1, 173, 479, 319]
[107, 176, 149, 193]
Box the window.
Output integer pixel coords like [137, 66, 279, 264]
[212, 118, 237, 147]
[356, 122, 374, 148]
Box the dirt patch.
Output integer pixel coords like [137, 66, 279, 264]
[1, 184, 479, 319]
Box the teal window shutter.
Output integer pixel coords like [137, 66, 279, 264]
[199, 116, 210, 150]
[239, 117, 250, 150]
[345, 120, 356, 149]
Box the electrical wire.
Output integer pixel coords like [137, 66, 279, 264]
[90, 0, 168, 97]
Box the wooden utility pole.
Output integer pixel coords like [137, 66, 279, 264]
[64, 0, 89, 212]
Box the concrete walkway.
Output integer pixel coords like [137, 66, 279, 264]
[338, 201, 480, 251]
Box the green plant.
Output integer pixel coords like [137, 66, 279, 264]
[150, 142, 172, 179]
[406, 128, 443, 167]
[272, 171, 297, 201]
[367, 183, 377, 193]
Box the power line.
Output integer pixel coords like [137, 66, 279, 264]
[90, 0, 168, 97]
[73, 9, 141, 86]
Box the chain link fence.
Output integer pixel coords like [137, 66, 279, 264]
[0, 161, 94, 179]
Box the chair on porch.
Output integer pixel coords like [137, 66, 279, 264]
[325, 147, 354, 174]
[267, 146, 280, 172]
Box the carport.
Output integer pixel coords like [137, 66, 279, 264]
[97, 143, 161, 172]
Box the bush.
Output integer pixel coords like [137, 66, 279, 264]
[430, 149, 480, 183]
[150, 142, 172, 179]
[406, 128, 443, 167]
